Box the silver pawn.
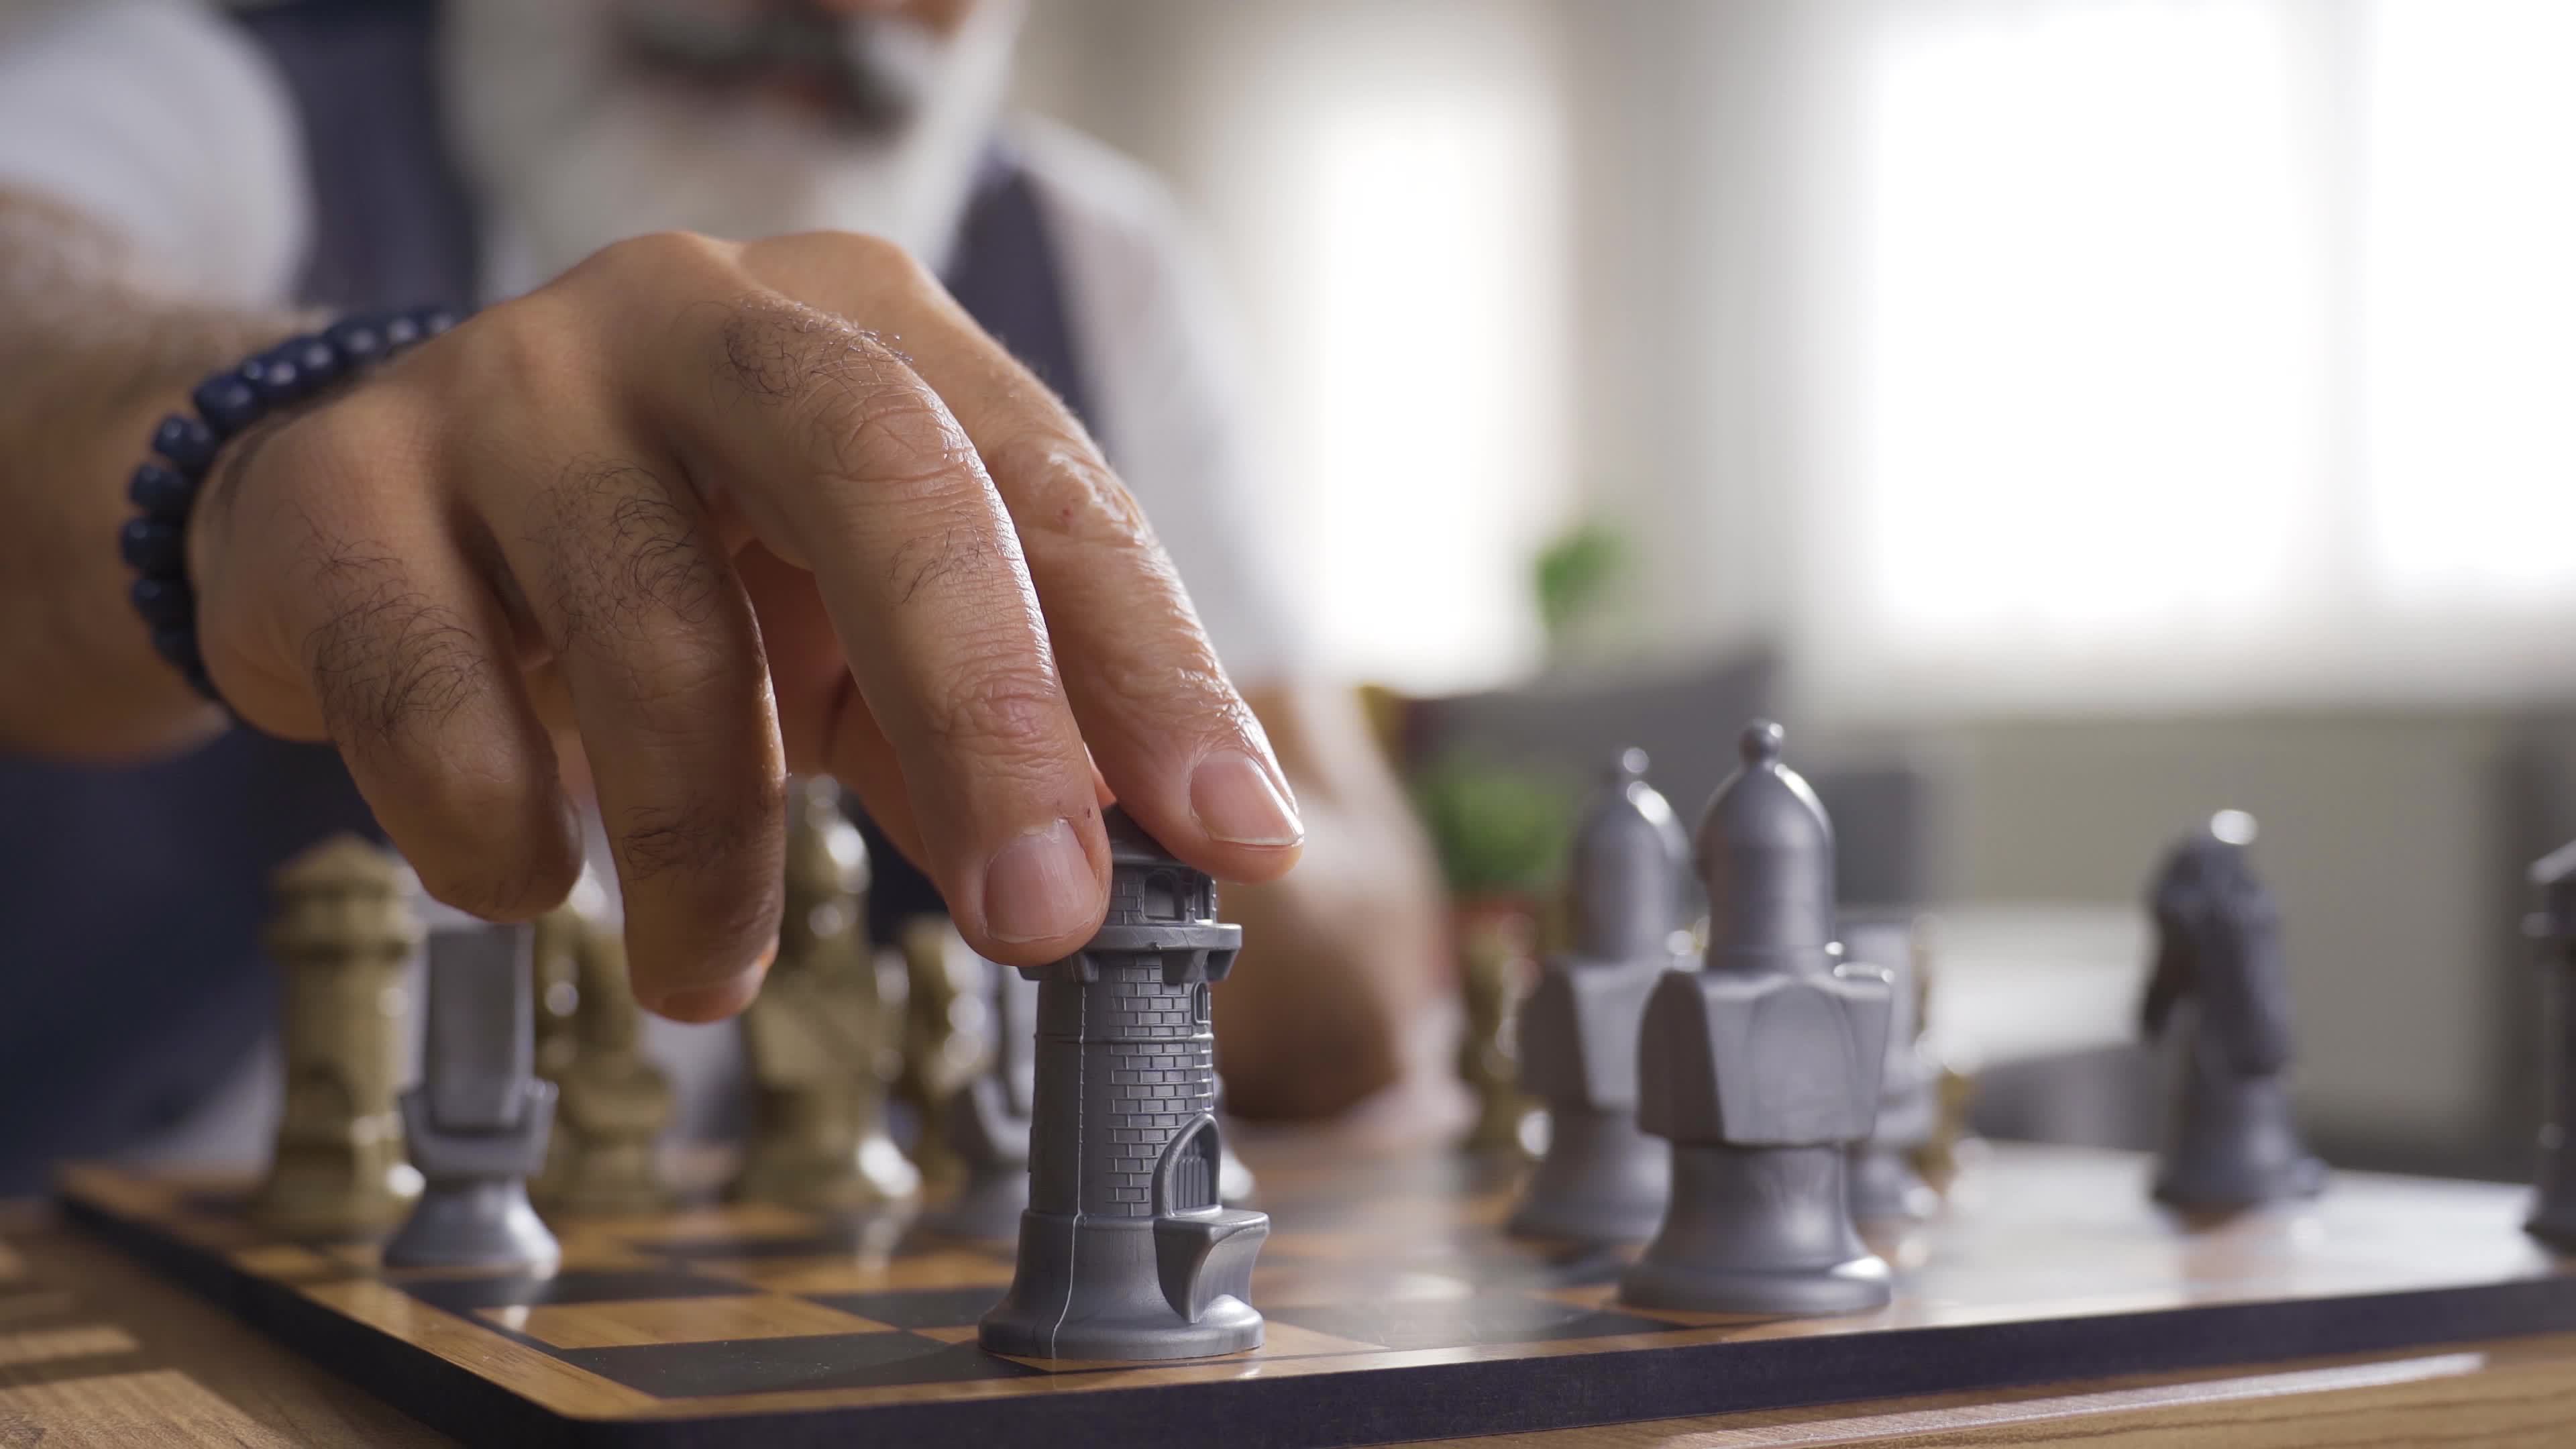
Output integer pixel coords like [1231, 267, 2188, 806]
[1509, 748, 1684, 1241]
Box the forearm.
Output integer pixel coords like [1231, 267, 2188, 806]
[0, 189, 304, 758]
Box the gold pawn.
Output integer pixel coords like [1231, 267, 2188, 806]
[250, 836, 420, 1235]
[1457, 908, 1539, 1155]
[532, 896, 676, 1217]
[731, 780, 919, 1210]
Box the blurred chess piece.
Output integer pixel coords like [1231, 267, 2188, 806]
[529, 890, 582, 1198]
[2526, 840, 2576, 1250]
[1843, 914, 1941, 1223]
[250, 836, 421, 1236]
[2140, 811, 2325, 1210]
[384, 921, 559, 1271]
[733, 780, 920, 1210]
[532, 882, 674, 1218]
[1619, 722, 1894, 1316]
[1913, 1057, 1982, 1195]
[896, 914, 991, 1197]
[922, 926, 1032, 1240]
[1456, 904, 1538, 1155]
[1510, 749, 1684, 1240]
[1894, 914, 1982, 1196]
[530, 900, 583, 1087]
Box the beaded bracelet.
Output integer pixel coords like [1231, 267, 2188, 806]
[119, 305, 458, 702]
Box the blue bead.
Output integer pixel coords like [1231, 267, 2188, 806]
[415, 305, 458, 337]
[151, 414, 217, 476]
[323, 317, 386, 366]
[290, 335, 341, 388]
[240, 348, 304, 405]
[382, 313, 423, 349]
[150, 625, 201, 673]
[119, 517, 184, 576]
[191, 373, 261, 435]
[127, 462, 195, 520]
[130, 576, 194, 628]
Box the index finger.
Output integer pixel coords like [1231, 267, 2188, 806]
[579, 234, 1112, 967]
[745, 233, 1307, 886]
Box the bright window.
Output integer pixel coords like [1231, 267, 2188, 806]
[1803, 0, 2576, 710]
[1208, 5, 1574, 695]
[2361, 0, 2576, 610]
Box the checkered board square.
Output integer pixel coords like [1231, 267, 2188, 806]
[55, 1145, 2576, 1448]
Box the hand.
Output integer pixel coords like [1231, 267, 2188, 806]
[184, 231, 1305, 1020]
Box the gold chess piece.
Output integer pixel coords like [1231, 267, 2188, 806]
[1457, 907, 1539, 1155]
[532, 893, 675, 1217]
[250, 836, 420, 1235]
[1915, 1060, 1983, 1194]
[732, 780, 920, 1210]
[896, 916, 998, 1198]
[531, 901, 584, 1087]
[1898, 917, 1982, 1195]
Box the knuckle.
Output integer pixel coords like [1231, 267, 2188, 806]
[614, 786, 777, 888]
[1097, 644, 1237, 718]
[754, 229, 933, 290]
[714, 296, 885, 405]
[455, 297, 589, 406]
[825, 228, 919, 276]
[983, 429, 1152, 552]
[239, 396, 439, 541]
[284, 537, 490, 753]
[922, 659, 1069, 759]
[537, 458, 728, 642]
[612, 633, 755, 724]
[584, 229, 739, 288]
[708, 297, 978, 487]
[808, 372, 977, 488]
[885, 514, 1008, 606]
[261, 408, 371, 494]
[314, 600, 488, 751]
[609, 489, 724, 624]
[857, 233, 941, 294]
[714, 295, 849, 401]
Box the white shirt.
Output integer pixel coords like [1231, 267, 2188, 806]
[0, 0, 1304, 688]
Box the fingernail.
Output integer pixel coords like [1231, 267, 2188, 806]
[982, 818, 1099, 943]
[1190, 750, 1303, 847]
[647, 943, 772, 1023]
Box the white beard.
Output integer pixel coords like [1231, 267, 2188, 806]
[441, 0, 1024, 302]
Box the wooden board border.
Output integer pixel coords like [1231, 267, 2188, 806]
[53, 1175, 2576, 1447]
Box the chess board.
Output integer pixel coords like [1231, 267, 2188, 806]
[54, 1142, 2576, 1448]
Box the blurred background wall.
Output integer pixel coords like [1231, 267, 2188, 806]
[1016, 0, 2576, 1176]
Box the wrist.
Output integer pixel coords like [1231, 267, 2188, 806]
[119, 306, 458, 706]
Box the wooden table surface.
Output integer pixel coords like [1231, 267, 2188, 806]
[7, 1195, 2576, 1448]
